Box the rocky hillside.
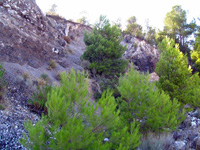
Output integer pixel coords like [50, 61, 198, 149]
[0, 0, 92, 83]
[0, 0, 159, 82]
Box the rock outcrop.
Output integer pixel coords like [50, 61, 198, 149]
[121, 34, 159, 73]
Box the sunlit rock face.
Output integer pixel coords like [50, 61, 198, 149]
[121, 35, 159, 73]
[0, 0, 91, 69]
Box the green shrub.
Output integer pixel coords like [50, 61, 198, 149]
[0, 64, 6, 89]
[117, 65, 185, 133]
[0, 64, 7, 103]
[0, 104, 5, 110]
[28, 84, 52, 114]
[49, 59, 57, 69]
[20, 68, 141, 149]
[46, 60, 57, 70]
[40, 73, 50, 82]
[55, 72, 63, 81]
[155, 37, 200, 106]
[0, 64, 5, 78]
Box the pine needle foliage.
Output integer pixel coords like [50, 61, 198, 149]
[82, 15, 127, 77]
[20, 68, 141, 149]
[155, 37, 200, 106]
[191, 36, 200, 72]
[117, 65, 185, 133]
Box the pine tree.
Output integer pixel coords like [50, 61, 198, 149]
[156, 37, 200, 107]
[125, 16, 144, 39]
[191, 33, 200, 72]
[82, 15, 127, 77]
[117, 64, 185, 132]
[156, 5, 197, 54]
[155, 37, 192, 104]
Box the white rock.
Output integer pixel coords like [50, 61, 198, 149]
[192, 117, 197, 122]
[3, 4, 11, 8]
[104, 138, 109, 142]
[193, 110, 198, 116]
[174, 141, 186, 150]
[191, 121, 197, 128]
[52, 48, 59, 54]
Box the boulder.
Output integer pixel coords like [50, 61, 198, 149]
[121, 35, 159, 73]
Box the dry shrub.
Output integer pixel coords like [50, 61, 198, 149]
[23, 72, 30, 80]
[36, 78, 46, 87]
[63, 35, 71, 44]
[138, 132, 174, 150]
[49, 60, 57, 69]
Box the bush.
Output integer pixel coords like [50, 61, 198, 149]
[28, 84, 52, 114]
[82, 15, 127, 78]
[138, 132, 174, 150]
[55, 72, 63, 81]
[117, 65, 185, 133]
[40, 73, 50, 83]
[20, 68, 141, 149]
[155, 37, 200, 106]
[36, 78, 46, 87]
[0, 64, 6, 90]
[22, 72, 30, 80]
[47, 60, 57, 70]
[0, 64, 7, 103]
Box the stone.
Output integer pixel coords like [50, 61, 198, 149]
[191, 137, 200, 149]
[121, 36, 159, 73]
[104, 138, 109, 142]
[183, 117, 192, 128]
[173, 131, 182, 140]
[174, 141, 186, 150]
[191, 122, 197, 128]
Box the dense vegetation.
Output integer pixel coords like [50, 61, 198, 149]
[191, 28, 200, 72]
[20, 69, 141, 149]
